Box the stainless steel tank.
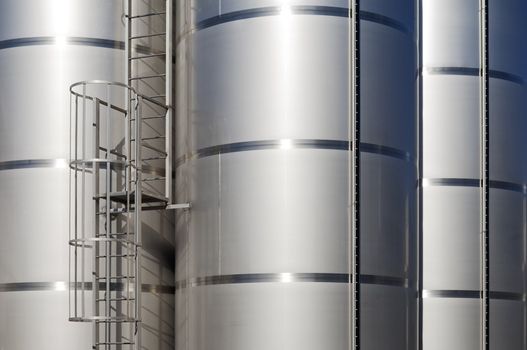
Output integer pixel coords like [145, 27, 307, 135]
[0, 1, 174, 349]
[421, 0, 527, 349]
[175, 1, 417, 349]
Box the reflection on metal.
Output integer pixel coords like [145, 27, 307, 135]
[174, 273, 409, 290]
[0, 282, 175, 294]
[422, 178, 527, 194]
[423, 67, 524, 85]
[195, 7, 408, 34]
[174, 140, 412, 168]
[422, 290, 524, 302]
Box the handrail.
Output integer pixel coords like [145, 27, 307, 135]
[70, 80, 168, 110]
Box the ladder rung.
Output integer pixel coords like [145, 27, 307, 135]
[131, 136, 166, 141]
[130, 115, 166, 121]
[142, 115, 166, 120]
[142, 142, 168, 156]
[98, 147, 126, 159]
[129, 73, 166, 81]
[96, 208, 127, 215]
[96, 254, 134, 259]
[129, 11, 166, 19]
[143, 177, 165, 182]
[95, 276, 136, 280]
[95, 318, 136, 324]
[145, 94, 166, 99]
[142, 156, 167, 161]
[129, 53, 165, 60]
[130, 32, 166, 40]
[96, 232, 134, 237]
[95, 342, 134, 346]
[96, 297, 136, 302]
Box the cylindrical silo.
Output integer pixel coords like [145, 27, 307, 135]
[421, 0, 527, 349]
[0, 1, 174, 349]
[175, 1, 417, 349]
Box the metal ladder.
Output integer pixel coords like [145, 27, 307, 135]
[69, 81, 170, 349]
[126, 0, 173, 204]
[69, 2, 185, 349]
[68, 81, 155, 349]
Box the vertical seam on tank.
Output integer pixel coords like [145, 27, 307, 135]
[524, 175, 527, 349]
[347, 2, 353, 350]
[417, 0, 424, 349]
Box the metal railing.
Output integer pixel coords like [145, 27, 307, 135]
[68, 80, 168, 350]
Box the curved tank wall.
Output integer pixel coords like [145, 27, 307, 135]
[0, 1, 174, 349]
[422, 0, 527, 349]
[175, 1, 417, 349]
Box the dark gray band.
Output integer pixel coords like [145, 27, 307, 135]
[422, 178, 527, 194]
[0, 36, 124, 50]
[0, 159, 67, 171]
[0, 158, 164, 176]
[424, 67, 524, 85]
[0, 36, 155, 55]
[423, 289, 524, 302]
[196, 7, 409, 34]
[0, 281, 175, 294]
[175, 273, 409, 290]
[176, 139, 412, 167]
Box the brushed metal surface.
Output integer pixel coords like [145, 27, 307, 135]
[175, 1, 417, 349]
[0, 1, 173, 349]
[422, 0, 527, 348]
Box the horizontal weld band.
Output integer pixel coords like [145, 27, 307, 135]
[0, 282, 175, 294]
[0, 158, 164, 176]
[423, 67, 524, 85]
[0, 36, 155, 55]
[422, 178, 527, 194]
[422, 289, 524, 301]
[175, 273, 409, 290]
[196, 6, 409, 34]
[175, 139, 413, 167]
[0, 36, 123, 50]
[0, 158, 67, 170]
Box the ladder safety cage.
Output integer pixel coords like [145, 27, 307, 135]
[68, 80, 168, 350]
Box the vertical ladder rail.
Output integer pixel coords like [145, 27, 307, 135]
[93, 99, 101, 349]
[134, 96, 143, 349]
[81, 84, 87, 321]
[479, 1, 490, 350]
[105, 84, 112, 350]
[165, 0, 173, 203]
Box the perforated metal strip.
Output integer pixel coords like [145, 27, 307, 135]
[479, 1, 490, 349]
[351, 2, 362, 349]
